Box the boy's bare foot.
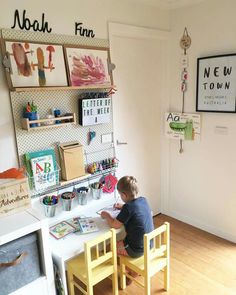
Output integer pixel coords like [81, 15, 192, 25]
[126, 277, 133, 285]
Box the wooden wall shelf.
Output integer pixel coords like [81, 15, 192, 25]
[13, 85, 116, 92]
[22, 114, 76, 131]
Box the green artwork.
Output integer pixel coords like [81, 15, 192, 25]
[165, 113, 201, 141]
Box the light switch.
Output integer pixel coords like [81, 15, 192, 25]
[101, 133, 113, 144]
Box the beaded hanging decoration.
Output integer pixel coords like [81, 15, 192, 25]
[179, 27, 191, 153]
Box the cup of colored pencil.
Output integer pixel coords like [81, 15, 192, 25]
[42, 195, 58, 217]
[61, 192, 75, 211]
[75, 186, 89, 205]
[90, 182, 103, 200]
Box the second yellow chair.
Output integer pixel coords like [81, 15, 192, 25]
[119, 222, 170, 295]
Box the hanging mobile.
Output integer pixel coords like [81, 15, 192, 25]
[180, 27, 191, 52]
[179, 27, 191, 154]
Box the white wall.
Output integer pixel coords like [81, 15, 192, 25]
[2, 0, 235, 243]
[166, 0, 236, 242]
[0, 0, 169, 170]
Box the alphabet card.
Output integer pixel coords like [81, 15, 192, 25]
[165, 112, 201, 141]
[196, 54, 236, 112]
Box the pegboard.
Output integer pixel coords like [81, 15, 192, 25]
[1, 28, 116, 185]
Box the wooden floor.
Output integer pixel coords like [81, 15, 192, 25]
[75, 214, 236, 295]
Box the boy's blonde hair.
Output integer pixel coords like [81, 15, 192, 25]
[117, 176, 139, 198]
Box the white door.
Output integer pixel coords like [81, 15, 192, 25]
[109, 23, 170, 215]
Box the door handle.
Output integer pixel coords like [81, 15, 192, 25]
[116, 140, 128, 145]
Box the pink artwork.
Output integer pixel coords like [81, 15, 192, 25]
[5, 41, 68, 88]
[65, 46, 112, 87]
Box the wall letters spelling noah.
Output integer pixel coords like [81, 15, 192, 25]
[11, 9, 52, 33]
[11, 9, 95, 38]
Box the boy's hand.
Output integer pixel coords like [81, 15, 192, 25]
[114, 203, 123, 210]
[101, 211, 123, 229]
[101, 211, 111, 219]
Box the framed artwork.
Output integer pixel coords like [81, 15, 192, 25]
[64, 45, 112, 87]
[196, 54, 236, 113]
[4, 40, 68, 88]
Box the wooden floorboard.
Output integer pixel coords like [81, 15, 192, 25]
[74, 214, 236, 295]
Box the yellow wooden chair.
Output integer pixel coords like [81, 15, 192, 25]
[119, 222, 170, 294]
[67, 228, 118, 295]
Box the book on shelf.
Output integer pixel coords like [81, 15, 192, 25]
[49, 217, 99, 239]
[30, 154, 56, 190]
[23, 148, 58, 190]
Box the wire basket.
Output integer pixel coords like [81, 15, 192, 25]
[86, 157, 119, 175]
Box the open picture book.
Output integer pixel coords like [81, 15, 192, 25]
[49, 217, 99, 239]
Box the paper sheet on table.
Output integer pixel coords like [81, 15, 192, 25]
[97, 206, 120, 218]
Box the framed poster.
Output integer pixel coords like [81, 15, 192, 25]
[64, 45, 112, 87]
[196, 54, 236, 113]
[165, 112, 201, 141]
[4, 40, 68, 88]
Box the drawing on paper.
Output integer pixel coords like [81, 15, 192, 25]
[5, 41, 68, 87]
[165, 112, 201, 141]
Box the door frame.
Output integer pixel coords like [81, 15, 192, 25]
[108, 22, 171, 215]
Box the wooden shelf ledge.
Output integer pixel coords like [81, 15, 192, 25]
[13, 85, 116, 92]
[22, 114, 76, 131]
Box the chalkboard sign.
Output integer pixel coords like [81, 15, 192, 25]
[78, 97, 111, 126]
[196, 54, 236, 113]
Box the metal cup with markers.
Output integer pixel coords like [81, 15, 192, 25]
[90, 182, 103, 200]
[76, 186, 89, 205]
[42, 195, 58, 217]
[61, 192, 75, 211]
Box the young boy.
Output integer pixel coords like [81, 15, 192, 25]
[101, 175, 154, 258]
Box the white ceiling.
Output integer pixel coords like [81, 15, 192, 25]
[126, 0, 205, 9]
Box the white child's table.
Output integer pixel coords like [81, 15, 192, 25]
[32, 191, 123, 295]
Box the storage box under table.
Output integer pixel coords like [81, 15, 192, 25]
[0, 232, 41, 295]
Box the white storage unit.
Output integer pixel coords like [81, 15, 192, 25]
[0, 209, 55, 295]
